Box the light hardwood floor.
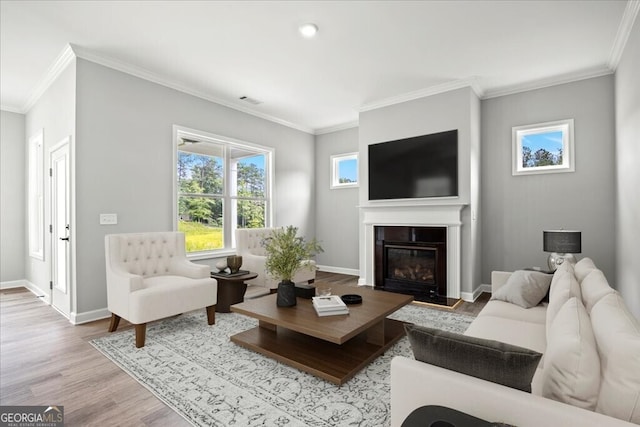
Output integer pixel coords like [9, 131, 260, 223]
[0, 272, 488, 426]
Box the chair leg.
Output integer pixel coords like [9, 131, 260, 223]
[206, 305, 215, 325]
[135, 323, 146, 348]
[108, 313, 121, 332]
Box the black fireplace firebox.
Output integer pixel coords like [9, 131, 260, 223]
[374, 226, 447, 304]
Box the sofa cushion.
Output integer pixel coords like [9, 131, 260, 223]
[477, 300, 547, 325]
[546, 265, 581, 338]
[590, 292, 640, 423]
[465, 315, 547, 354]
[130, 275, 216, 324]
[406, 325, 542, 392]
[542, 297, 600, 410]
[490, 270, 552, 309]
[580, 269, 614, 313]
[574, 257, 597, 283]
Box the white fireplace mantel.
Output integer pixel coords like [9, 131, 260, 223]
[358, 203, 467, 299]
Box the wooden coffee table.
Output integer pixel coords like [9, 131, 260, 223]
[230, 282, 413, 385]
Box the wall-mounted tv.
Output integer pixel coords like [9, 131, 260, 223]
[368, 129, 458, 200]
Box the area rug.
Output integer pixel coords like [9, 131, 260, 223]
[91, 304, 473, 427]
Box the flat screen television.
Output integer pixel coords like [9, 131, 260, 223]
[368, 129, 458, 200]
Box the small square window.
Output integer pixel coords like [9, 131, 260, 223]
[331, 152, 358, 189]
[512, 119, 574, 176]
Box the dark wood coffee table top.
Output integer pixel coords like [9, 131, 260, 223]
[232, 282, 413, 344]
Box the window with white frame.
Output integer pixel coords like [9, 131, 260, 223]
[512, 119, 575, 176]
[330, 152, 358, 189]
[174, 126, 273, 255]
[28, 129, 44, 260]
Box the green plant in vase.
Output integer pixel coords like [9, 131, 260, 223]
[262, 226, 323, 307]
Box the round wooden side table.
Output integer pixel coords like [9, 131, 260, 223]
[210, 271, 258, 313]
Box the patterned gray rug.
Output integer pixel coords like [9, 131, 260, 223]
[91, 304, 473, 427]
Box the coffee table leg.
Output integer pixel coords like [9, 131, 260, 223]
[259, 320, 277, 332]
[366, 320, 385, 346]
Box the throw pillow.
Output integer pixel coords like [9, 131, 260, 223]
[542, 297, 600, 410]
[591, 292, 640, 423]
[405, 324, 542, 392]
[490, 270, 552, 308]
[580, 269, 614, 313]
[546, 266, 581, 338]
[574, 257, 597, 283]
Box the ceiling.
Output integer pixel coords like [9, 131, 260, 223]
[1, 1, 636, 134]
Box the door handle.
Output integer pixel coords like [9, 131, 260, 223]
[60, 237, 70, 241]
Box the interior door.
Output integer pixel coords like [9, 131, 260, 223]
[50, 137, 71, 317]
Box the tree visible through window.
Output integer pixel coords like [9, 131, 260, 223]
[512, 119, 574, 176]
[175, 128, 272, 254]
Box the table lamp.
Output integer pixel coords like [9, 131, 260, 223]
[543, 230, 582, 271]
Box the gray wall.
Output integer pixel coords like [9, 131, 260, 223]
[24, 60, 77, 298]
[358, 87, 482, 294]
[481, 75, 616, 283]
[0, 110, 26, 282]
[314, 127, 359, 272]
[75, 59, 315, 314]
[614, 18, 640, 319]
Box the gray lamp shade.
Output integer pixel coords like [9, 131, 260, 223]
[543, 230, 582, 254]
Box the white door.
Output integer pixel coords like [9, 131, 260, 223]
[50, 138, 71, 317]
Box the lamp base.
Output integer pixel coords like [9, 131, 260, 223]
[547, 253, 577, 272]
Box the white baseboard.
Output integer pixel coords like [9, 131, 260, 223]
[70, 308, 111, 325]
[460, 284, 491, 302]
[1, 279, 49, 300]
[316, 265, 360, 277]
[1, 278, 111, 325]
[0, 279, 29, 290]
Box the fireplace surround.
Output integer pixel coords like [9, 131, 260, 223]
[359, 203, 465, 302]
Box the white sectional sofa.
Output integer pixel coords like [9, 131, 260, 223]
[391, 258, 640, 426]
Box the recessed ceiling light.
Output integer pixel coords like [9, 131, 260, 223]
[299, 23, 318, 38]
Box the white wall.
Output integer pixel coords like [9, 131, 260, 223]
[23, 60, 77, 301]
[0, 110, 26, 283]
[358, 87, 482, 295]
[314, 127, 359, 273]
[481, 75, 616, 283]
[74, 59, 315, 314]
[614, 18, 640, 320]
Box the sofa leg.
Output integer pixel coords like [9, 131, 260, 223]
[206, 305, 215, 325]
[135, 323, 146, 348]
[108, 313, 121, 332]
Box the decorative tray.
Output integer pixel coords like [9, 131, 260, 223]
[341, 294, 363, 305]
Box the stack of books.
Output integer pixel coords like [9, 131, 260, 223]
[312, 295, 349, 317]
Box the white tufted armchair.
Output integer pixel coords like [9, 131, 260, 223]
[105, 232, 217, 347]
[235, 227, 316, 299]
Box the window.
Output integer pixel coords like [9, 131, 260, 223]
[174, 126, 272, 256]
[28, 129, 44, 260]
[330, 152, 358, 189]
[512, 119, 575, 176]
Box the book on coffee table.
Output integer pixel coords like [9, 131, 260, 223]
[312, 295, 349, 316]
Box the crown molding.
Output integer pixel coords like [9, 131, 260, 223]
[0, 104, 24, 114]
[314, 120, 359, 135]
[21, 44, 76, 114]
[359, 78, 484, 113]
[70, 45, 315, 135]
[482, 65, 614, 100]
[608, 0, 640, 70]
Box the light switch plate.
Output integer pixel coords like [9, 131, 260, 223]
[100, 213, 118, 225]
